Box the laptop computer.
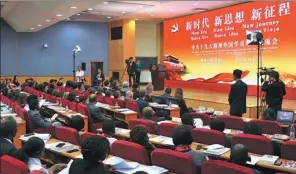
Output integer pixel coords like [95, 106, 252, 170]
[276, 110, 295, 125]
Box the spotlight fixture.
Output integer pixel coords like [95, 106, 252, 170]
[107, 16, 111, 19]
[70, 6, 77, 9]
[88, 8, 93, 11]
[30, 28, 35, 30]
[37, 24, 42, 27]
[121, 12, 126, 14]
[76, 13, 81, 16]
[103, 1, 108, 4]
[56, 14, 62, 17]
[46, 20, 51, 22]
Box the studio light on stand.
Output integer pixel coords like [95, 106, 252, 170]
[246, 30, 263, 118]
[73, 45, 81, 81]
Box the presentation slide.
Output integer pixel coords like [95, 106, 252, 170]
[164, 1, 296, 88]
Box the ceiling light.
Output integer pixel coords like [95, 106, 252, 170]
[56, 14, 62, 17]
[30, 28, 35, 30]
[139, 5, 143, 8]
[150, 14, 154, 17]
[121, 12, 126, 14]
[66, 18, 71, 20]
[193, 3, 198, 6]
[70, 6, 77, 9]
[46, 20, 51, 22]
[37, 24, 42, 27]
[103, 1, 108, 4]
[135, 19, 138, 20]
[170, 9, 174, 11]
[88, 8, 93, 11]
[76, 14, 81, 16]
[107, 16, 111, 19]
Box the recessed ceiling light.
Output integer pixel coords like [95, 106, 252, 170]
[139, 5, 143, 8]
[88, 8, 93, 11]
[103, 1, 108, 4]
[37, 24, 42, 27]
[107, 16, 111, 19]
[121, 12, 126, 14]
[135, 19, 138, 20]
[170, 9, 174, 11]
[76, 14, 81, 16]
[70, 6, 77, 9]
[46, 20, 51, 22]
[56, 14, 62, 17]
[150, 14, 154, 17]
[66, 18, 71, 20]
[193, 3, 198, 6]
[30, 28, 35, 30]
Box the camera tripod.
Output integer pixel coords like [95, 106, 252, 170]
[120, 65, 128, 83]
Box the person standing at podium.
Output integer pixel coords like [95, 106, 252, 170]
[228, 69, 248, 117]
[127, 57, 137, 87]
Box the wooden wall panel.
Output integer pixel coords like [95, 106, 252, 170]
[157, 22, 164, 63]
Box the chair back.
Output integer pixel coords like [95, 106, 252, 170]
[105, 97, 114, 106]
[126, 101, 140, 117]
[129, 119, 156, 134]
[157, 123, 178, 137]
[61, 98, 69, 108]
[97, 95, 105, 103]
[81, 132, 97, 142]
[68, 101, 78, 112]
[151, 149, 197, 174]
[111, 140, 150, 165]
[189, 113, 211, 125]
[232, 133, 273, 155]
[192, 128, 225, 146]
[217, 115, 244, 130]
[249, 119, 282, 134]
[202, 160, 255, 174]
[113, 98, 125, 108]
[23, 109, 35, 133]
[77, 103, 88, 116]
[281, 140, 296, 160]
[0, 155, 29, 174]
[55, 126, 81, 145]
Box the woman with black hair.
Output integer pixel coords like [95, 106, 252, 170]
[13, 75, 20, 87]
[11, 137, 66, 173]
[69, 136, 110, 174]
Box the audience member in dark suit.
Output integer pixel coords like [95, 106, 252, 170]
[230, 144, 263, 174]
[87, 94, 110, 123]
[141, 107, 158, 134]
[0, 117, 17, 156]
[262, 108, 276, 121]
[172, 125, 206, 173]
[210, 118, 232, 148]
[103, 80, 110, 92]
[161, 87, 172, 104]
[130, 125, 155, 163]
[262, 71, 286, 114]
[174, 88, 189, 115]
[228, 69, 248, 117]
[28, 99, 61, 129]
[132, 83, 140, 100]
[12, 75, 20, 87]
[127, 57, 137, 87]
[69, 115, 85, 133]
[111, 80, 121, 91]
[181, 113, 194, 128]
[243, 122, 263, 136]
[69, 136, 110, 174]
[137, 90, 149, 113]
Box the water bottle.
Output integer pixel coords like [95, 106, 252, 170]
[290, 124, 295, 139]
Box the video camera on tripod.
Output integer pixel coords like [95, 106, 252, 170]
[259, 67, 275, 76]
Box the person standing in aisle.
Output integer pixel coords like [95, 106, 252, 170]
[135, 59, 142, 84]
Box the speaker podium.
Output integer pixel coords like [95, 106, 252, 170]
[149, 64, 167, 91]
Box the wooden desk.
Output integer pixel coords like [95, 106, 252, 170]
[47, 105, 88, 132]
[149, 103, 181, 118]
[96, 102, 138, 125]
[14, 117, 26, 149]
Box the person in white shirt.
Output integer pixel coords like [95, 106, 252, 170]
[75, 66, 85, 83]
[102, 120, 117, 145]
[11, 137, 66, 173]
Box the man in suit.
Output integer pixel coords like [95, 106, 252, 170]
[141, 107, 158, 134]
[262, 71, 286, 114]
[228, 69, 248, 117]
[136, 90, 149, 113]
[87, 94, 110, 123]
[127, 57, 137, 87]
[0, 117, 17, 156]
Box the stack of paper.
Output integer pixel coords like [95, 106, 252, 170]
[115, 128, 131, 134]
[223, 129, 232, 134]
[205, 144, 230, 155]
[20, 133, 51, 143]
[247, 155, 261, 165]
[45, 142, 77, 153]
[116, 108, 130, 112]
[194, 118, 203, 128]
[172, 117, 181, 123]
[259, 155, 279, 164]
[121, 110, 136, 114]
[150, 136, 171, 143]
[104, 156, 139, 170]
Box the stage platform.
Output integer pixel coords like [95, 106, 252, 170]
[152, 87, 296, 119]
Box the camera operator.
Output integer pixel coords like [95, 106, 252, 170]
[126, 57, 137, 87]
[262, 71, 286, 114]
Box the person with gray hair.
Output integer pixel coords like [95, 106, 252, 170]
[87, 94, 109, 123]
[141, 107, 158, 134]
[124, 91, 134, 103]
[0, 116, 17, 155]
[121, 81, 130, 97]
[145, 83, 154, 103]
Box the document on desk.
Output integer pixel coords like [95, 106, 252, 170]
[39, 99, 46, 107]
[104, 156, 139, 170]
[223, 129, 232, 134]
[121, 110, 137, 114]
[20, 133, 51, 143]
[45, 142, 77, 153]
[247, 155, 261, 165]
[150, 136, 171, 143]
[116, 165, 168, 174]
[115, 128, 131, 134]
[58, 160, 73, 174]
[116, 108, 130, 112]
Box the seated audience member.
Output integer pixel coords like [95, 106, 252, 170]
[57, 81, 64, 87]
[25, 95, 38, 111]
[49, 79, 55, 89]
[37, 83, 46, 93]
[130, 126, 155, 162]
[161, 87, 172, 104]
[141, 107, 158, 134]
[72, 83, 78, 91]
[69, 115, 85, 134]
[132, 83, 140, 100]
[69, 136, 110, 174]
[230, 144, 263, 174]
[16, 93, 28, 108]
[137, 90, 149, 113]
[105, 90, 112, 98]
[62, 92, 70, 99]
[181, 113, 194, 128]
[263, 108, 276, 121]
[0, 117, 17, 155]
[174, 88, 189, 115]
[144, 83, 153, 103]
[103, 80, 110, 92]
[1, 87, 9, 96]
[102, 120, 117, 145]
[210, 118, 231, 147]
[121, 81, 129, 97]
[97, 87, 104, 96]
[243, 122, 263, 136]
[28, 99, 61, 128]
[172, 125, 206, 172]
[97, 80, 102, 87]
[46, 88, 54, 95]
[12, 75, 20, 87]
[68, 92, 77, 102]
[12, 137, 66, 173]
[113, 91, 121, 100]
[87, 94, 109, 123]
[78, 82, 85, 92]
[124, 91, 134, 102]
[8, 90, 19, 102]
[111, 80, 121, 91]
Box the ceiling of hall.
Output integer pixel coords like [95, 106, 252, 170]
[1, 0, 245, 32]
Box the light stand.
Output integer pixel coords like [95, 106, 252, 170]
[72, 45, 81, 82]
